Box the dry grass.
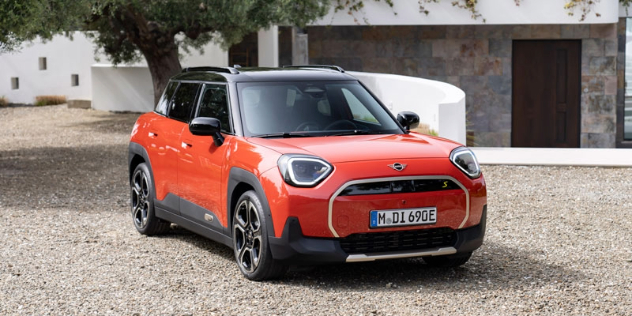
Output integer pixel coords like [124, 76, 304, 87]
[412, 122, 438, 136]
[34, 95, 67, 106]
[0, 96, 7, 107]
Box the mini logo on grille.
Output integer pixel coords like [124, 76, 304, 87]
[387, 162, 407, 171]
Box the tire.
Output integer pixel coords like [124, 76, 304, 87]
[130, 163, 170, 235]
[232, 190, 288, 281]
[423, 252, 472, 268]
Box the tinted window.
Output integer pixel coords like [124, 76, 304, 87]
[155, 81, 178, 115]
[237, 81, 401, 136]
[197, 84, 232, 133]
[168, 83, 200, 122]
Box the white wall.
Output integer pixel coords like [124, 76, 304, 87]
[258, 26, 279, 67]
[0, 31, 228, 105]
[91, 65, 154, 113]
[313, 0, 619, 26]
[349, 71, 466, 144]
[0, 33, 97, 104]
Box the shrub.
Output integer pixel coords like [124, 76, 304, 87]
[412, 122, 439, 136]
[34, 95, 67, 106]
[0, 96, 7, 107]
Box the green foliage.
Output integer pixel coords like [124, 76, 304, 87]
[0, 1, 88, 51]
[2, 0, 331, 62]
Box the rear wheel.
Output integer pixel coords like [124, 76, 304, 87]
[423, 252, 472, 268]
[131, 163, 170, 235]
[233, 190, 288, 281]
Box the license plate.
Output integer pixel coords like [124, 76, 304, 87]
[370, 207, 437, 228]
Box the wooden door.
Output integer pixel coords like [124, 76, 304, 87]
[512, 40, 581, 147]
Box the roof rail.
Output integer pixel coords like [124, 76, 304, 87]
[182, 66, 239, 74]
[282, 65, 345, 73]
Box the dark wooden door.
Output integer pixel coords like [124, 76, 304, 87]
[512, 40, 581, 147]
[229, 32, 258, 67]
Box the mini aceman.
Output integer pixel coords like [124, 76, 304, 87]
[128, 65, 487, 280]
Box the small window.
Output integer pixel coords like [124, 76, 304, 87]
[11, 77, 19, 90]
[71, 74, 79, 87]
[168, 82, 200, 122]
[39, 57, 47, 70]
[197, 84, 232, 133]
[155, 81, 178, 115]
[342, 88, 378, 123]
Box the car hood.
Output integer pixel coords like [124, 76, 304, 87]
[246, 133, 462, 164]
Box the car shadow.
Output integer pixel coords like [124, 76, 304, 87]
[278, 240, 585, 292]
[156, 225, 235, 262]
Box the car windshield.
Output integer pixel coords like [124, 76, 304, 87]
[237, 81, 403, 137]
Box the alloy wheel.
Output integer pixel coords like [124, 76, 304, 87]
[131, 169, 150, 229]
[233, 199, 262, 273]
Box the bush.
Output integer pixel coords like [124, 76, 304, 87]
[0, 96, 7, 107]
[34, 95, 67, 106]
[412, 123, 438, 136]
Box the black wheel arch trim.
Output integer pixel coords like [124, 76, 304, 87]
[129, 142, 157, 200]
[227, 167, 275, 238]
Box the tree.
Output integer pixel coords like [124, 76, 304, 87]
[1, 0, 331, 103]
[0, 1, 86, 51]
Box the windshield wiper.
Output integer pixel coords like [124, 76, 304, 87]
[328, 130, 374, 136]
[252, 132, 314, 138]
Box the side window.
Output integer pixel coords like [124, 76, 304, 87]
[155, 81, 178, 115]
[342, 88, 378, 124]
[197, 84, 232, 133]
[168, 82, 200, 122]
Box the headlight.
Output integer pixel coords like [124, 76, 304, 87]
[450, 147, 481, 179]
[277, 154, 333, 187]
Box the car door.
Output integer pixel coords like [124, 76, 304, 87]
[144, 81, 182, 204]
[178, 83, 233, 231]
[152, 81, 201, 214]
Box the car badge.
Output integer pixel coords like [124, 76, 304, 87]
[388, 162, 407, 171]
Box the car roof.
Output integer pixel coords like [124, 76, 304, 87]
[170, 66, 358, 83]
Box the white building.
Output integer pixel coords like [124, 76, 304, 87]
[1, 0, 631, 147]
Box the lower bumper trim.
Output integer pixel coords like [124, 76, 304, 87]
[345, 247, 457, 262]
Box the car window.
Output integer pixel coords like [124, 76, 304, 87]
[196, 84, 232, 134]
[155, 81, 178, 115]
[237, 81, 402, 136]
[342, 88, 378, 123]
[168, 82, 200, 122]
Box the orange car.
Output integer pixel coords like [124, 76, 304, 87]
[129, 66, 487, 280]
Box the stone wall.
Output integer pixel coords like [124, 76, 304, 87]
[307, 24, 619, 147]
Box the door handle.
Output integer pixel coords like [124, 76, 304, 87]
[148, 132, 158, 137]
[181, 142, 192, 149]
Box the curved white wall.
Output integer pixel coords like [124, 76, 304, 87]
[314, 0, 619, 26]
[349, 71, 466, 144]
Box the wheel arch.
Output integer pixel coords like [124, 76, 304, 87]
[227, 167, 275, 238]
[128, 142, 156, 198]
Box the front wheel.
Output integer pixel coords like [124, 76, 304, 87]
[233, 191, 287, 281]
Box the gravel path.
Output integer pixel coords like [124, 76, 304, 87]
[1, 105, 631, 315]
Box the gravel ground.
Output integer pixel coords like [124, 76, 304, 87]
[0, 105, 631, 315]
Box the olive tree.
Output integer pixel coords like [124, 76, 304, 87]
[1, 0, 331, 103]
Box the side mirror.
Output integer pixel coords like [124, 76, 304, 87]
[397, 111, 420, 132]
[189, 117, 224, 146]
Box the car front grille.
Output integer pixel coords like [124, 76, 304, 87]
[338, 179, 460, 196]
[339, 227, 456, 254]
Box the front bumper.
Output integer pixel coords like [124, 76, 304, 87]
[268, 205, 486, 265]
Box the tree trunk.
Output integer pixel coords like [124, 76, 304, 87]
[142, 46, 182, 105]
